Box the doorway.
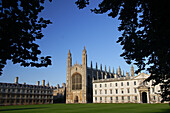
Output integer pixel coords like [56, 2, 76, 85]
[142, 92, 147, 103]
[74, 96, 78, 103]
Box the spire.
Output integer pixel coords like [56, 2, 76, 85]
[131, 64, 134, 77]
[105, 65, 107, 79]
[126, 71, 128, 77]
[91, 61, 92, 69]
[96, 62, 98, 70]
[118, 66, 121, 76]
[68, 49, 71, 57]
[100, 64, 102, 71]
[109, 66, 111, 74]
[123, 70, 124, 77]
[83, 46, 86, 54]
[113, 67, 114, 74]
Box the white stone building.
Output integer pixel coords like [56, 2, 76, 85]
[93, 73, 162, 103]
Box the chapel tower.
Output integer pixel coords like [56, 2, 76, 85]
[66, 47, 89, 103]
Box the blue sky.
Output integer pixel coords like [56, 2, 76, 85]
[0, 0, 138, 87]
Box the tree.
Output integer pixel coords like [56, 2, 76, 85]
[0, 0, 52, 75]
[75, 0, 170, 102]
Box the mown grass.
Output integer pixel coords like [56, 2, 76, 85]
[0, 103, 169, 113]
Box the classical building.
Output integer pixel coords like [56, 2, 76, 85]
[66, 47, 162, 104]
[93, 72, 162, 103]
[0, 77, 53, 106]
[53, 83, 66, 103]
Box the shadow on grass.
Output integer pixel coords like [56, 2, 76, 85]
[155, 109, 170, 113]
[0, 107, 48, 112]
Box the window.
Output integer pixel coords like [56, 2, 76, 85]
[100, 97, 102, 101]
[110, 97, 113, 100]
[128, 96, 130, 101]
[134, 88, 137, 93]
[127, 82, 129, 86]
[100, 90, 102, 94]
[100, 84, 102, 88]
[110, 83, 112, 87]
[110, 89, 112, 94]
[72, 74, 82, 90]
[121, 89, 124, 94]
[134, 81, 136, 85]
[135, 96, 137, 100]
[127, 89, 130, 93]
[105, 84, 107, 87]
[95, 90, 97, 95]
[116, 96, 118, 101]
[121, 82, 123, 86]
[95, 84, 97, 88]
[153, 96, 155, 100]
[105, 90, 107, 94]
[95, 97, 97, 101]
[122, 96, 124, 100]
[116, 89, 118, 94]
[115, 83, 117, 87]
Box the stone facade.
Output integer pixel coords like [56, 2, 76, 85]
[53, 83, 66, 103]
[0, 77, 53, 106]
[93, 73, 162, 103]
[66, 47, 92, 103]
[66, 47, 163, 104]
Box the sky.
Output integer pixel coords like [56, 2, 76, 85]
[0, 0, 139, 87]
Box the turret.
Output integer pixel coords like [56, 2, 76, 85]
[57, 84, 60, 89]
[105, 65, 107, 79]
[82, 46, 87, 66]
[118, 66, 121, 76]
[96, 62, 98, 70]
[131, 64, 134, 77]
[109, 66, 112, 78]
[113, 67, 114, 75]
[63, 83, 66, 89]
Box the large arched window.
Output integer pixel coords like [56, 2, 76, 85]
[72, 74, 82, 90]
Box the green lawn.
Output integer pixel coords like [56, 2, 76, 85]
[0, 103, 169, 113]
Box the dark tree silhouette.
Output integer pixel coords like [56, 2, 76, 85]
[0, 0, 52, 75]
[75, 0, 170, 102]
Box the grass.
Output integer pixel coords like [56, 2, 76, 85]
[0, 103, 169, 113]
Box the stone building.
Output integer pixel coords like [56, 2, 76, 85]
[66, 47, 93, 103]
[66, 47, 162, 104]
[53, 83, 66, 103]
[93, 72, 162, 103]
[0, 77, 53, 106]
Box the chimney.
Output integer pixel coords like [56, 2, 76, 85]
[15, 77, 18, 84]
[42, 80, 45, 86]
[37, 81, 40, 86]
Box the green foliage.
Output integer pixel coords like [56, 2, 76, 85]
[0, 0, 52, 75]
[75, 0, 170, 102]
[0, 103, 169, 113]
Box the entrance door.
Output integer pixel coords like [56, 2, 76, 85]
[74, 96, 78, 103]
[142, 92, 147, 103]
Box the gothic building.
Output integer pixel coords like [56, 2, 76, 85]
[66, 47, 162, 104]
[66, 47, 92, 103]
